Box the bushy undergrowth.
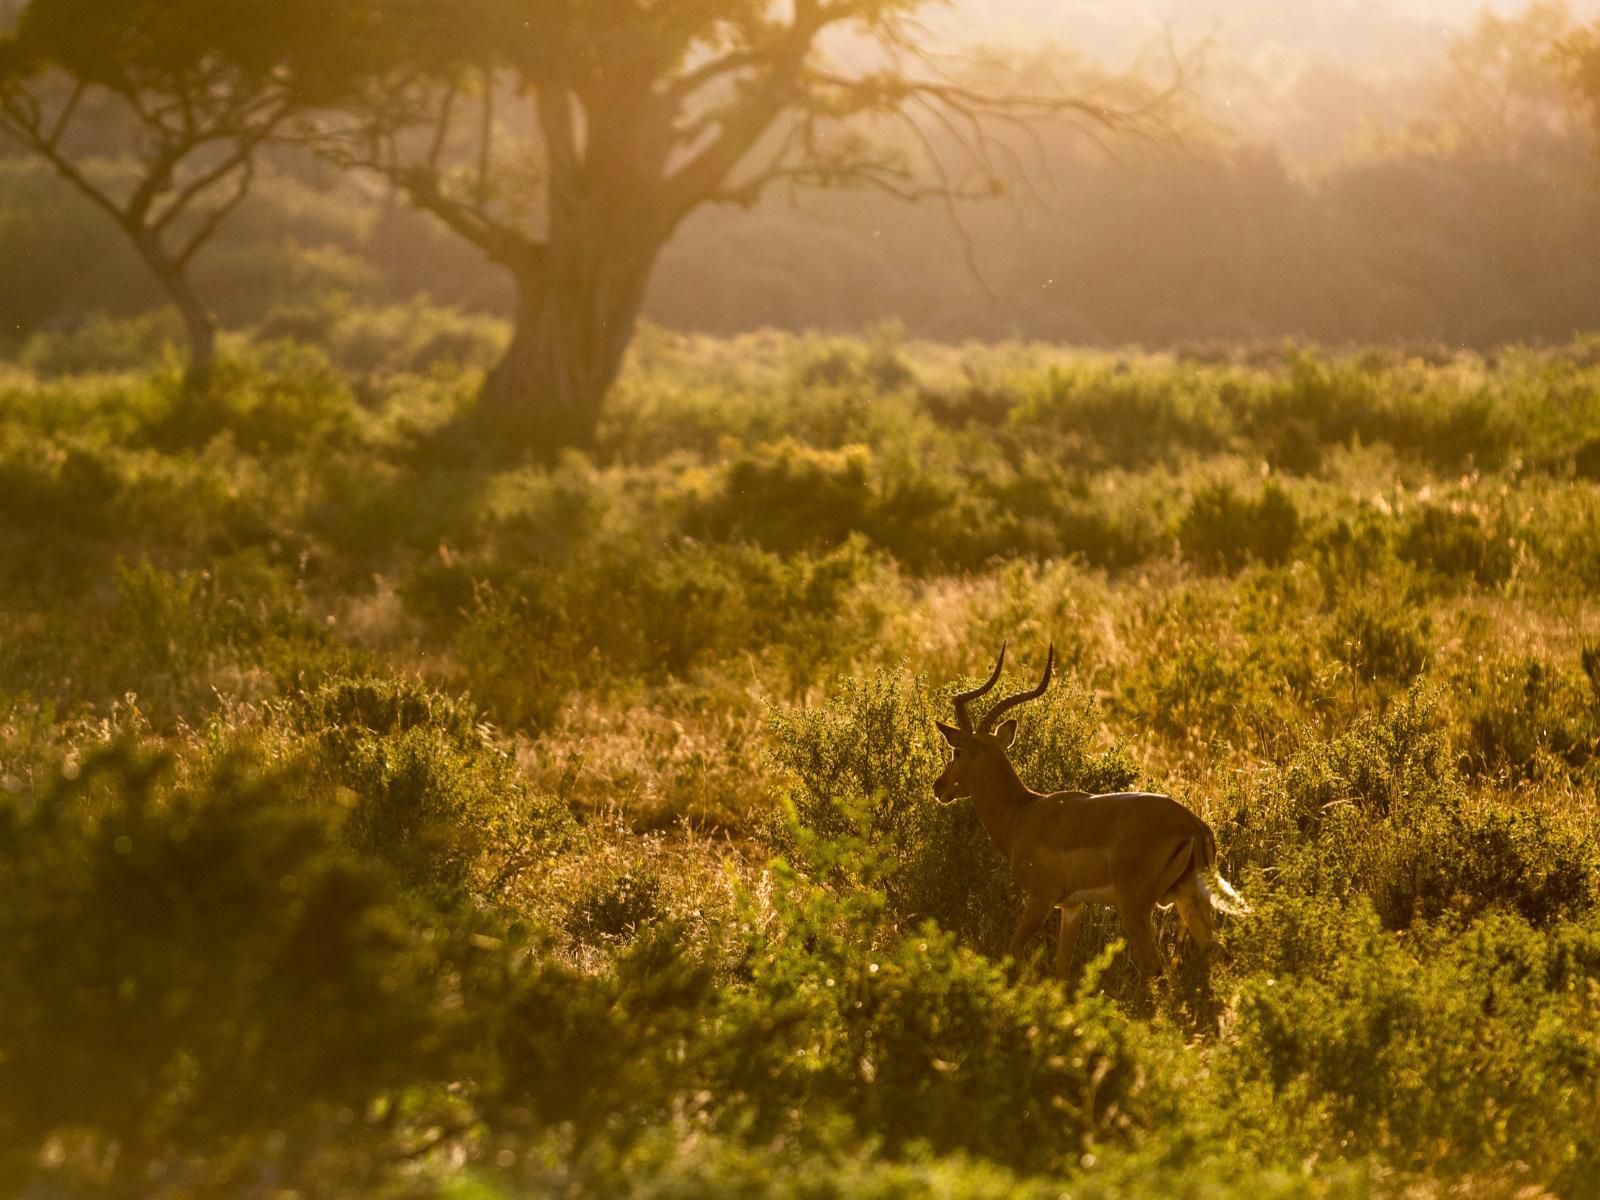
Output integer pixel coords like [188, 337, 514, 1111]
[769, 667, 1135, 955]
[5, 328, 1600, 1197]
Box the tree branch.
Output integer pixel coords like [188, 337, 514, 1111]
[398, 164, 545, 271]
[173, 154, 254, 267]
[44, 78, 83, 149]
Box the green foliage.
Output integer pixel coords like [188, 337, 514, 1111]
[20, 311, 188, 376]
[566, 867, 665, 945]
[770, 667, 1133, 953]
[286, 674, 574, 898]
[258, 293, 507, 374]
[1178, 480, 1301, 572]
[0, 739, 468, 1195]
[1012, 363, 1231, 468]
[1233, 688, 1597, 930]
[453, 536, 880, 729]
[4, 332, 1600, 1198]
[1397, 502, 1517, 586]
[145, 341, 357, 452]
[1226, 900, 1600, 1187]
[693, 439, 876, 555]
[1328, 593, 1430, 683]
[1464, 654, 1600, 782]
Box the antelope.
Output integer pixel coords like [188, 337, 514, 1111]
[934, 643, 1247, 977]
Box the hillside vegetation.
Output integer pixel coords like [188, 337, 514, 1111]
[3, 317, 1600, 1197]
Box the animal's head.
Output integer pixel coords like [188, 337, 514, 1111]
[933, 642, 1054, 805]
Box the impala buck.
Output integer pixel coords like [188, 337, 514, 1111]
[934, 644, 1247, 977]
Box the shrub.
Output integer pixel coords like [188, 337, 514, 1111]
[1011, 363, 1232, 468]
[566, 868, 665, 945]
[791, 326, 914, 394]
[453, 538, 880, 729]
[689, 439, 876, 555]
[286, 675, 575, 899]
[1178, 481, 1301, 572]
[0, 436, 122, 541]
[1236, 688, 1597, 929]
[718, 865, 1180, 1176]
[20, 311, 186, 376]
[1327, 594, 1429, 683]
[1225, 900, 1600, 1186]
[1114, 581, 1319, 751]
[144, 341, 357, 454]
[1464, 656, 1600, 782]
[1396, 503, 1515, 586]
[770, 667, 1133, 954]
[0, 741, 468, 1196]
[1370, 801, 1595, 930]
[1232, 687, 1456, 886]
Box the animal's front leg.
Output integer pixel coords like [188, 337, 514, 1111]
[1008, 892, 1054, 966]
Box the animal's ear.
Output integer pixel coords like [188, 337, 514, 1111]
[935, 721, 964, 746]
[992, 718, 1018, 748]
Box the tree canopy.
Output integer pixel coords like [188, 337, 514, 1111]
[319, 0, 1182, 455]
[0, 0, 372, 380]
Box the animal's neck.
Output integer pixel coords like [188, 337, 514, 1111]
[971, 761, 1037, 854]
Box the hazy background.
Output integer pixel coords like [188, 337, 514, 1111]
[6, 0, 1600, 351]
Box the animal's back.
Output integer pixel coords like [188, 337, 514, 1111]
[1034, 789, 1206, 838]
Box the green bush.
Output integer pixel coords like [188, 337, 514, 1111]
[715, 864, 1179, 1176]
[1397, 503, 1515, 586]
[1243, 354, 1513, 472]
[1328, 594, 1430, 683]
[286, 675, 575, 898]
[1235, 689, 1596, 929]
[1225, 900, 1600, 1186]
[1232, 687, 1456, 884]
[1011, 363, 1232, 468]
[259, 295, 506, 375]
[1178, 481, 1301, 572]
[1464, 656, 1600, 782]
[144, 341, 357, 454]
[770, 667, 1133, 954]
[566, 868, 666, 945]
[0, 741, 469, 1196]
[20, 311, 187, 376]
[689, 438, 877, 554]
[1370, 800, 1594, 930]
[453, 537, 880, 729]
[8, 554, 325, 722]
[792, 326, 915, 394]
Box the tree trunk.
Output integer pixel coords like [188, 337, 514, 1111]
[161, 267, 218, 392]
[475, 243, 655, 460]
[130, 231, 217, 390]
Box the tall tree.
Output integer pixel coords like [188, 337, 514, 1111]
[0, 0, 363, 382]
[331, 0, 1182, 458]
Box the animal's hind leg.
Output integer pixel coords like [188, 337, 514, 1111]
[1054, 903, 1085, 978]
[1117, 901, 1165, 976]
[1173, 873, 1216, 954]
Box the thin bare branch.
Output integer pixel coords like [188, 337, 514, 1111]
[427, 80, 459, 170]
[174, 155, 254, 267]
[44, 79, 84, 149]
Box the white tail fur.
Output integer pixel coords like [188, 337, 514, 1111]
[1206, 870, 1251, 917]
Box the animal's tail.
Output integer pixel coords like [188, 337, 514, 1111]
[1198, 825, 1251, 917]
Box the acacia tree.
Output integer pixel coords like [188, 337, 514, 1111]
[0, 0, 364, 382]
[333, 0, 1182, 457]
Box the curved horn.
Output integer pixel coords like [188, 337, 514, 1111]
[978, 643, 1055, 733]
[953, 642, 1007, 732]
